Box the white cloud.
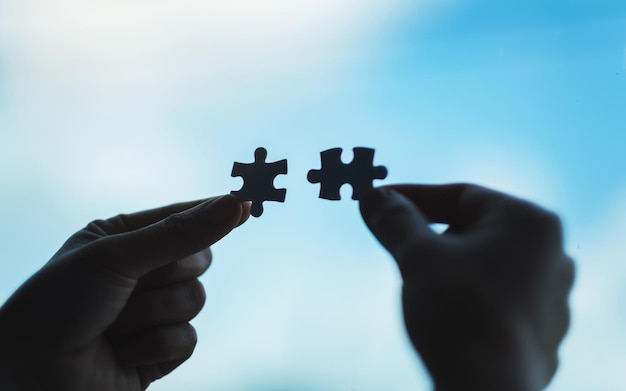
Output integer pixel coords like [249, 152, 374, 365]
[0, 0, 432, 95]
[0, 0, 442, 201]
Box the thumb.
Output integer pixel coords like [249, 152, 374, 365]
[360, 188, 441, 277]
[87, 195, 243, 279]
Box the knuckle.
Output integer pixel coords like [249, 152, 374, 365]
[559, 301, 572, 340]
[457, 182, 488, 199]
[184, 250, 213, 275]
[185, 279, 207, 313]
[546, 354, 559, 384]
[85, 218, 113, 235]
[539, 210, 563, 235]
[161, 212, 190, 234]
[85, 237, 120, 264]
[115, 213, 135, 231]
[561, 255, 576, 291]
[180, 324, 198, 357]
[155, 324, 197, 361]
[503, 201, 563, 237]
[88, 213, 138, 235]
[155, 212, 196, 246]
[171, 258, 186, 273]
[203, 248, 213, 268]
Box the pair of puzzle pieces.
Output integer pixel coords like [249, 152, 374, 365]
[231, 147, 388, 217]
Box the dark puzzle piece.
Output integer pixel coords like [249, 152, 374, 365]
[307, 147, 388, 200]
[231, 147, 287, 217]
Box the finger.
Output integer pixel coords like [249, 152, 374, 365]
[87, 195, 243, 278]
[238, 201, 252, 227]
[541, 254, 575, 349]
[138, 358, 188, 390]
[386, 183, 516, 227]
[87, 197, 222, 236]
[561, 255, 576, 293]
[360, 187, 443, 276]
[136, 249, 212, 292]
[108, 279, 206, 336]
[114, 323, 197, 367]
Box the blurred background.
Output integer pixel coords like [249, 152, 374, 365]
[0, 0, 625, 389]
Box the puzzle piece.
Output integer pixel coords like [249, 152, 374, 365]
[231, 147, 287, 217]
[307, 147, 388, 200]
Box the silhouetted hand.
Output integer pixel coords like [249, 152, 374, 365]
[0, 195, 250, 391]
[360, 184, 575, 391]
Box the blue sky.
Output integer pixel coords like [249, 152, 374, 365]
[1, 1, 625, 390]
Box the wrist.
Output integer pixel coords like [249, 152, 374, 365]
[428, 345, 545, 391]
[433, 371, 538, 391]
[411, 303, 549, 391]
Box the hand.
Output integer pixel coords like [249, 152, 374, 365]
[0, 195, 250, 391]
[360, 184, 575, 391]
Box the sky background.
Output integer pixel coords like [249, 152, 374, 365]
[1, 0, 625, 390]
